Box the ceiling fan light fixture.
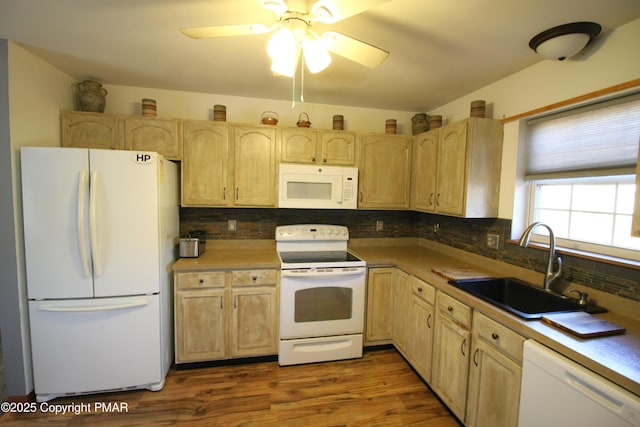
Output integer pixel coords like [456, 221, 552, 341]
[311, 1, 335, 24]
[529, 22, 601, 61]
[303, 38, 332, 73]
[259, 0, 288, 15]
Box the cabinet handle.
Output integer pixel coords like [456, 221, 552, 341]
[491, 332, 499, 340]
[426, 313, 432, 328]
[220, 296, 223, 309]
[473, 349, 479, 366]
[235, 187, 239, 200]
[359, 191, 363, 203]
[223, 187, 226, 200]
[461, 338, 467, 357]
[234, 295, 237, 309]
[435, 193, 440, 207]
[429, 193, 434, 206]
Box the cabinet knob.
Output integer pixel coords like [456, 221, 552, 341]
[447, 306, 453, 312]
[417, 287, 423, 293]
[251, 275, 257, 281]
[491, 333, 499, 340]
[323, 158, 327, 163]
[199, 279, 204, 284]
[312, 157, 316, 162]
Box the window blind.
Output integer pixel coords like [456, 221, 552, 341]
[526, 93, 640, 179]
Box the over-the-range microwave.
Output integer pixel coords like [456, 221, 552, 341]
[278, 164, 358, 209]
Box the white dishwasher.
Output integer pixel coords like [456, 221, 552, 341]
[519, 340, 640, 427]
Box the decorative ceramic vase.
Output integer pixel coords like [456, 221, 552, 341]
[412, 113, 429, 135]
[76, 80, 107, 113]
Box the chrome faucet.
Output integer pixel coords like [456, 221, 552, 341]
[518, 222, 563, 292]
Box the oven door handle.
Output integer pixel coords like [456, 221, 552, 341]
[281, 267, 366, 278]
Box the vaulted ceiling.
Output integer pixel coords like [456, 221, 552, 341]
[1, 0, 639, 111]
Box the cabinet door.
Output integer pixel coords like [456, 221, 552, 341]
[281, 128, 318, 163]
[392, 269, 411, 354]
[175, 289, 226, 363]
[231, 287, 278, 357]
[466, 340, 522, 427]
[359, 135, 412, 209]
[233, 127, 277, 207]
[320, 131, 356, 165]
[61, 111, 120, 149]
[436, 121, 468, 216]
[412, 130, 439, 212]
[409, 296, 435, 382]
[432, 313, 470, 421]
[365, 268, 394, 344]
[182, 121, 229, 206]
[122, 117, 182, 160]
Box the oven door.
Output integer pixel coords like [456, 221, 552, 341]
[279, 267, 366, 340]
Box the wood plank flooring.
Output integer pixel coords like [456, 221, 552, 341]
[0, 348, 461, 426]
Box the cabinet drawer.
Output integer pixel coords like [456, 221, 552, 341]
[410, 276, 435, 305]
[231, 270, 277, 287]
[175, 271, 226, 289]
[473, 311, 525, 363]
[437, 291, 471, 329]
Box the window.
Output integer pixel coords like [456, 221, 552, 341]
[525, 93, 640, 260]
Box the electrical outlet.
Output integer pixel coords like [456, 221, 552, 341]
[228, 219, 237, 232]
[486, 233, 500, 249]
[376, 220, 384, 232]
[433, 223, 440, 233]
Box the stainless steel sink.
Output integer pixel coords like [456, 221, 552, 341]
[449, 277, 583, 320]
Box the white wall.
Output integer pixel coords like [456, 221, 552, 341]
[0, 40, 74, 396]
[103, 86, 418, 135]
[429, 18, 640, 221]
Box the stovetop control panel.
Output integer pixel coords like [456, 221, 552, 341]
[276, 224, 349, 241]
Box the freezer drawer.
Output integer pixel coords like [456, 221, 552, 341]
[29, 295, 164, 402]
[519, 340, 640, 427]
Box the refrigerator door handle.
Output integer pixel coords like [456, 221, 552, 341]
[77, 170, 91, 278]
[89, 170, 103, 277]
[37, 299, 149, 313]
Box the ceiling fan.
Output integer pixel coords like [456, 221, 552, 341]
[180, 0, 390, 77]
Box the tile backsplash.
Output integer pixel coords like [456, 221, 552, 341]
[180, 208, 639, 302]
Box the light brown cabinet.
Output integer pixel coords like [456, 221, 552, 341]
[431, 291, 472, 422]
[412, 118, 503, 217]
[121, 117, 182, 160]
[358, 134, 412, 209]
[181, 122, 277, 207]
[365, 268, 395, 345]
[391, 269, 411, 353]
[61, 111, 120, 150]
[174, 269, 278, 364]
[407, 276, 436, 382]
[466, 311, 524, 427]
[280, 129, 356, 165]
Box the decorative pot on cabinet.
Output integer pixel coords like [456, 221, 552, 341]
[412, 113, 429, 135]
[75, 80, 107, 113]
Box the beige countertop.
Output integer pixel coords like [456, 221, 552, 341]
[348, 240, 640, 398]
[171, 238, 640, 397]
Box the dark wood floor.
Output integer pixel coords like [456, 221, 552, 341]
[1, 348, 461, 426]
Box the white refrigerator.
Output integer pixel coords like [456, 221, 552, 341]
[21, 147, 179, 402]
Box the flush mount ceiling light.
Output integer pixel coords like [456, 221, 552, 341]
[529, 22, 601, 61]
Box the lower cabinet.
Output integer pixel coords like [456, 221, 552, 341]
[466, 311, 524, 427]
[365, 268, 395, 345]
[431, 291, 472, 421]
[174, 269, 278, 363]
[407, 276, 436, 382]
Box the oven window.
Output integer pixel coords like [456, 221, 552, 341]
[294, 287, 352, 322]
[287, 181, 332, 200]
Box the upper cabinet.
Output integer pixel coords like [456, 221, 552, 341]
[181, 121, 229, 206]
[61, 111, 120, 150]
[121, 117, 182, 160]
[412, 118, 503, 218]
[281, 128, 356, 165]
[60, 111, 182, 160]
[181, 122, 277, 208]
[359, 134, 412, 209]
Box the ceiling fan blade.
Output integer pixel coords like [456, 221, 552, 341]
[180, 24, 270, 39]
[322, 31, 389, 68]
[311, 0, 390, 24]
